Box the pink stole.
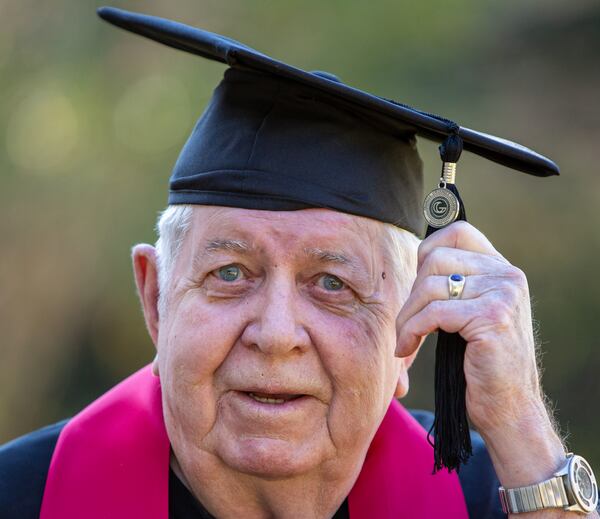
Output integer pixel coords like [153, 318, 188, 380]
[40, 366, 468, 518]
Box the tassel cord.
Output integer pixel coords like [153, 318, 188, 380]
[426, 128, 473, 473]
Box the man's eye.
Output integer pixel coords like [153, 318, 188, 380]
[217, 265, 242, 282]
[320, 274, 345, 291]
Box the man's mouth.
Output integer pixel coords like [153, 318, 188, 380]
[246, 392, 303, 405]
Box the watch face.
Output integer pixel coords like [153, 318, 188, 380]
[578, 466, 594, 499]
[569, 455, 598, 512]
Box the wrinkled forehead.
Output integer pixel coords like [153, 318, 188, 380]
[180, 205, 392, 267]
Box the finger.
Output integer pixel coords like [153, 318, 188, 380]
[398, 274, 504, 329]
[418, 221, 505, 269]
[395, 298, 479, 358]
[415, 247, 512, 288]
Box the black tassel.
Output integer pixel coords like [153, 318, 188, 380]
[426, 130, 472, 473]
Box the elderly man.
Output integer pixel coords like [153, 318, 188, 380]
[1, 7, 598, 519]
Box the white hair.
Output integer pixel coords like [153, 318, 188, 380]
[155, 205, 193, 316]
[382, 223, 421, 298]
[154, 205, 420, 316]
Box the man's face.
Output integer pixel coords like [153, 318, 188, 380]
[148, 206, 413, 480]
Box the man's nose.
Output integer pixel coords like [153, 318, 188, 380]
[240, 276, 311, 356]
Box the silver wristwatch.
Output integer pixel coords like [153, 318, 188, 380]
[499, 454, 598, 514]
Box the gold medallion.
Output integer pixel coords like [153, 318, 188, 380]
[423, 187, 460, 228]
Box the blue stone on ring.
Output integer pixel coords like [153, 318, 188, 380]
[448, 273, 466, 299]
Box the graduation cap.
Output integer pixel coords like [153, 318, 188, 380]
[97, 6, 559, 473]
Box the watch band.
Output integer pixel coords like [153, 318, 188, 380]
[499, 477, 569, 514]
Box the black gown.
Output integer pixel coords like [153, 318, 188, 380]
[0, 411, 505, 518]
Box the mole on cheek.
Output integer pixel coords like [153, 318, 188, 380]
[381, 272, 386, 280]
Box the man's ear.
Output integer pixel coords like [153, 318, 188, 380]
[152, 354, 160, 376]
[394, 362, 410, 398]
[393, 337, 426, 399]
[132, 244, 160, 347]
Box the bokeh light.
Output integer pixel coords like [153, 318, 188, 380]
[113, 75, 191, 154]
[6, 85, 79, 173]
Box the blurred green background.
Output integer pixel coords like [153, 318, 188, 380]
[1, 0, 599, 469]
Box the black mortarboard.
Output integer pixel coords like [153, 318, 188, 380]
[97, 6, 557, 236]
[97, 6, 559, 472]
